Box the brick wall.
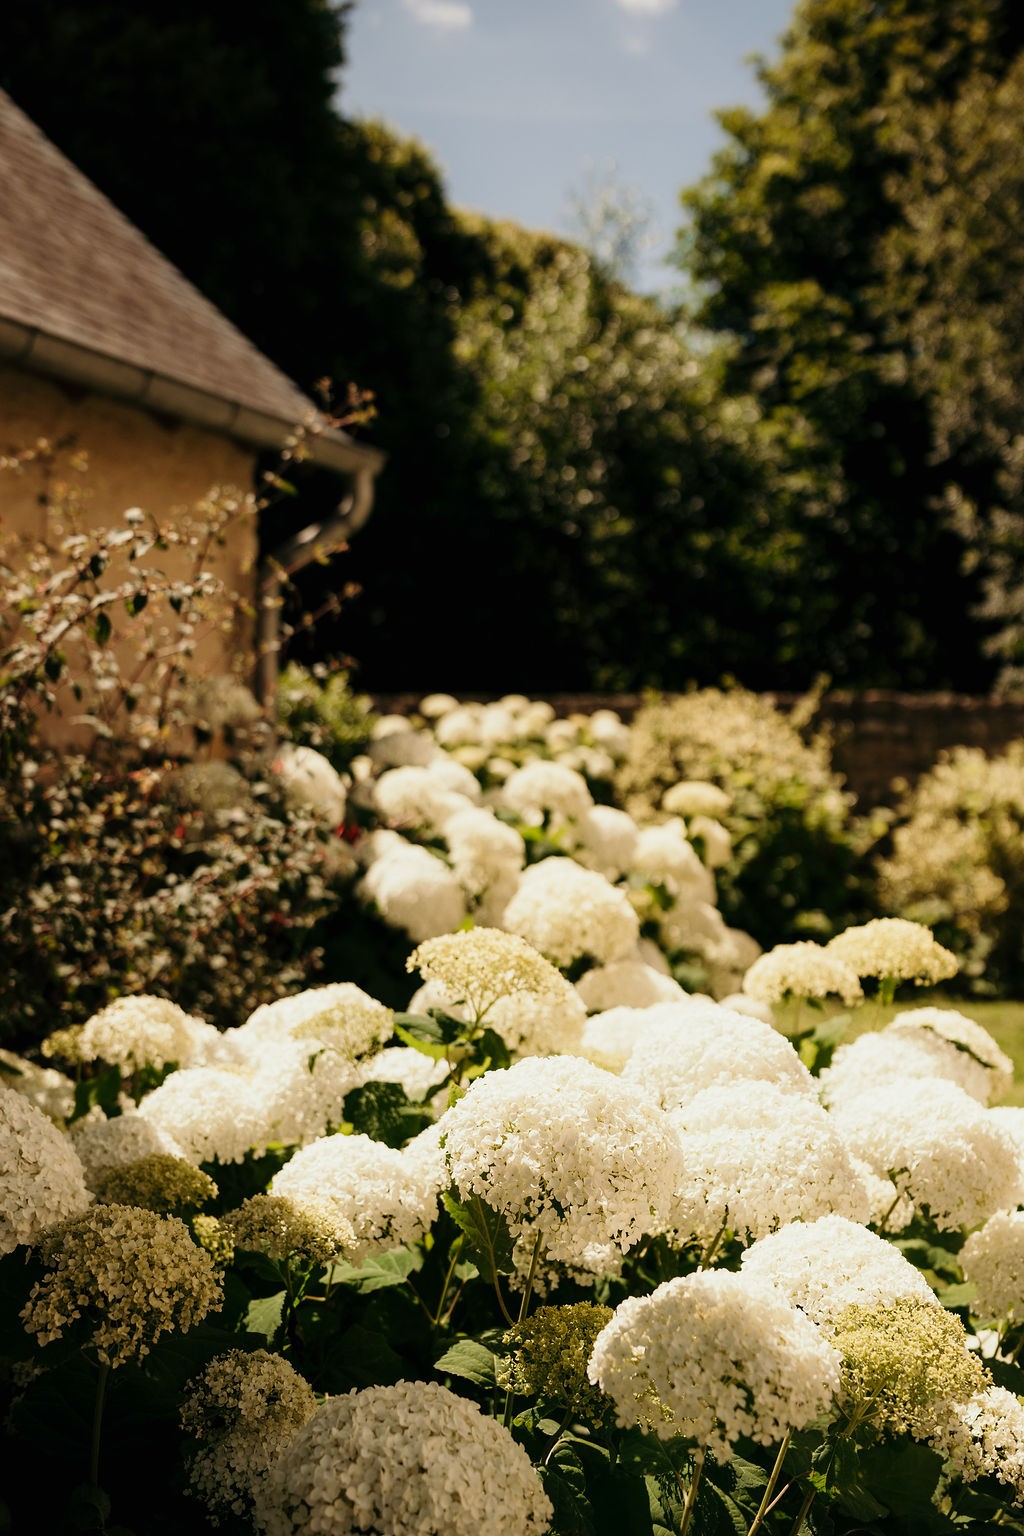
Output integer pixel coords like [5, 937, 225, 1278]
[372, 691, 1024, 809]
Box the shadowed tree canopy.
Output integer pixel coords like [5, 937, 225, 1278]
[679, 0, 1024, 689]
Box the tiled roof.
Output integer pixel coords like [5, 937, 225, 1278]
[0, 89, 379, 472]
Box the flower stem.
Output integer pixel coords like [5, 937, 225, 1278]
[502, 1231, 545, 1429]
[747, 1432, 791, 1536]
[788, 1482, 816, 1536]
[678, 1446, 706, 1536]
[90, 1361, 110, 1489]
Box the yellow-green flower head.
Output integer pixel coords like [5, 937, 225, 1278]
[831, 1297, 985, 1434]
[181, 1349, 318, 1524]
[407, 927, 571, 1022]
[220, 1194, 347, 1266]
[21, 1204, 221, 1367]
[95, 1154, 217, 1214]
[501, 1303, 613, 1419]
[826, 918, 957, 987]
[742, 941, 863, 1007]
[192, 1215, 235, 1270]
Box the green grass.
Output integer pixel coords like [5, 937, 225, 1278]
[775, 993, 1024, 1106]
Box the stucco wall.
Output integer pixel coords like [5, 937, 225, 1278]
[0, 363, 261, 748]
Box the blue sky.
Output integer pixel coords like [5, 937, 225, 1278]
[341, 0, 798, 295]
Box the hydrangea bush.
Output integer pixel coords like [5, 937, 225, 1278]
[4, 909, 1024, 1535]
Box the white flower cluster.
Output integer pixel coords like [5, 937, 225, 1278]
[1, 1087, 91, 1255]
[21, 1204, 221, 1366]
[70, 1106, 185, 1186]
[620, 1000, 813, 1111]
[926, 1386, 1024, 1504]
[740, 1215, 939, 1327]
[572, 805, 639, 881]
[181, 1349, 318, 1523]
[821, 1014, 1011, 1109]
[245, 983, 390, 1061]
[439, 1055, 683, 1280]
[273, 744, 347, 825]
[74, 995, 202, 1072]
[358, 836, 468, 942]
[670, 1081, 870, 1244]
[575, 959, 684, 1014]
[0, 1048, 75, 1121]
[960, 1210, 1024, 1321]
[588, 1270, 840, 1458]
[662, 780, 732, 819]
[499, 760, 593, 828]
[139, 1068, 269, 1164]
[408, 928, 568, 1021]
[256, 1380, 553, 1536]
[632, 819, 715, 903]
[828, 1078, 1022, 1230]
[372, 764, 472, 834]
[270, 1132, 439, 1265]
[889, 1006, 1014, 1104]
[502, 857, 639, 967]
[826, 918, 958, 986]
[742, 941, 864, 1007]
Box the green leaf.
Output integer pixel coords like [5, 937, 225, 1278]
[473, 1026, 512, 1073]
[440, 1191, 515, 1284]
[92, 610, 112, 645]
[541, 1443, 596, 1536]
[125, 592, 148, 617]
[938, 1281, 976, 1310]
[343, 1080, 431, 1146]
[434, 1338, 500, 1387]
[393, 1013, 453, 1061]
[44, 651, 65, 682]
[326, 1248, 424, 1292]
[71, 1064, 123, 1123]
[244, 1291, 286, 1340]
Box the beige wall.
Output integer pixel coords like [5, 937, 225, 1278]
[0, 364, 262, 750]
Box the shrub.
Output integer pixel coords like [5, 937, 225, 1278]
[616, 687, 879, 946]
[878, 743, 1024, 994]
[277, 661, 377, 774]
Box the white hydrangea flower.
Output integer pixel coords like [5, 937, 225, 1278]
[419, 692, 459, 719]
[70, 1106, 186, 1186]
[486, 987, 588, 1058]
[182, 1349, 319, 1523]
[0, 1048, 75, 1121]
[477, 704, 520, 747]
[742, 942, 864, 1007]
[826, 918, 958, 987]
[578, 1006, 664, 1073]
[560, 745, 617, 782]
[718, 992, 775, 1025]
[688, 814, 733, 868]
[372, 765, 470, 833]
[821, 1023, 1007, 1110]
[888, 1007, 1014, 1105]
[408, 928, 571, 1021]
[619, 1000, 814, 1112]
[422, 756, 482, 800]
[588, 709, 630, 757]
[273, 743, 347, 824]
[271, 1132, 440, 1265]
[632, 820, 715, 902]
[358, 843, 468, 942]
[960, 1210, 1024, 1321]
[367, 725, 437, 770]
[572, 805, 639, 880]
[828, 1078, 1022, 1231]
[1, 1087, 91, 1255]
[138, 1068, 269, 1165]
[669, 1082, 870, 1245]
[661, 781, 732, 819]
[439, 1055, 684, 1281]
[740, 1215, 938, 1327]
[658, 897, 736, 965]
[443, 806, 524, 901]
[245, 1039, 363, 1149]
[991, 1107, 1024, 1187]
[925, 1386, 1024, 1504]
[241, 983, 390, 1061]
[544, 718, 581, 753]
[588, 1270, 840, 1459]
[499, 760, 593, 827]
[516, 699, 556, 733]
[75, 995, 202, 1072]
[502, 857, 639, 967]
[256, 1381, 553, 1536]
[575, 960, 685, 1014]
[435, 705, 486, 747]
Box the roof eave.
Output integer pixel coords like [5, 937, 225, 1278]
[0, 316, 385, 477]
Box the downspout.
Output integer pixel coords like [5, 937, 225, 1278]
[256, 466, 376, 712]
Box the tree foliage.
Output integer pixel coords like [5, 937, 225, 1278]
[680, 0, 1024, 689]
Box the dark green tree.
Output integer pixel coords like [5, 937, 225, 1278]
[680, 0, 1024, 690]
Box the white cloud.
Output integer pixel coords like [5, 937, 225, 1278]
[402, 0, 473, 29]
[613, 0, 678, 14]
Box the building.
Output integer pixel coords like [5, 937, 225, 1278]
[0, 88, 384, 724]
